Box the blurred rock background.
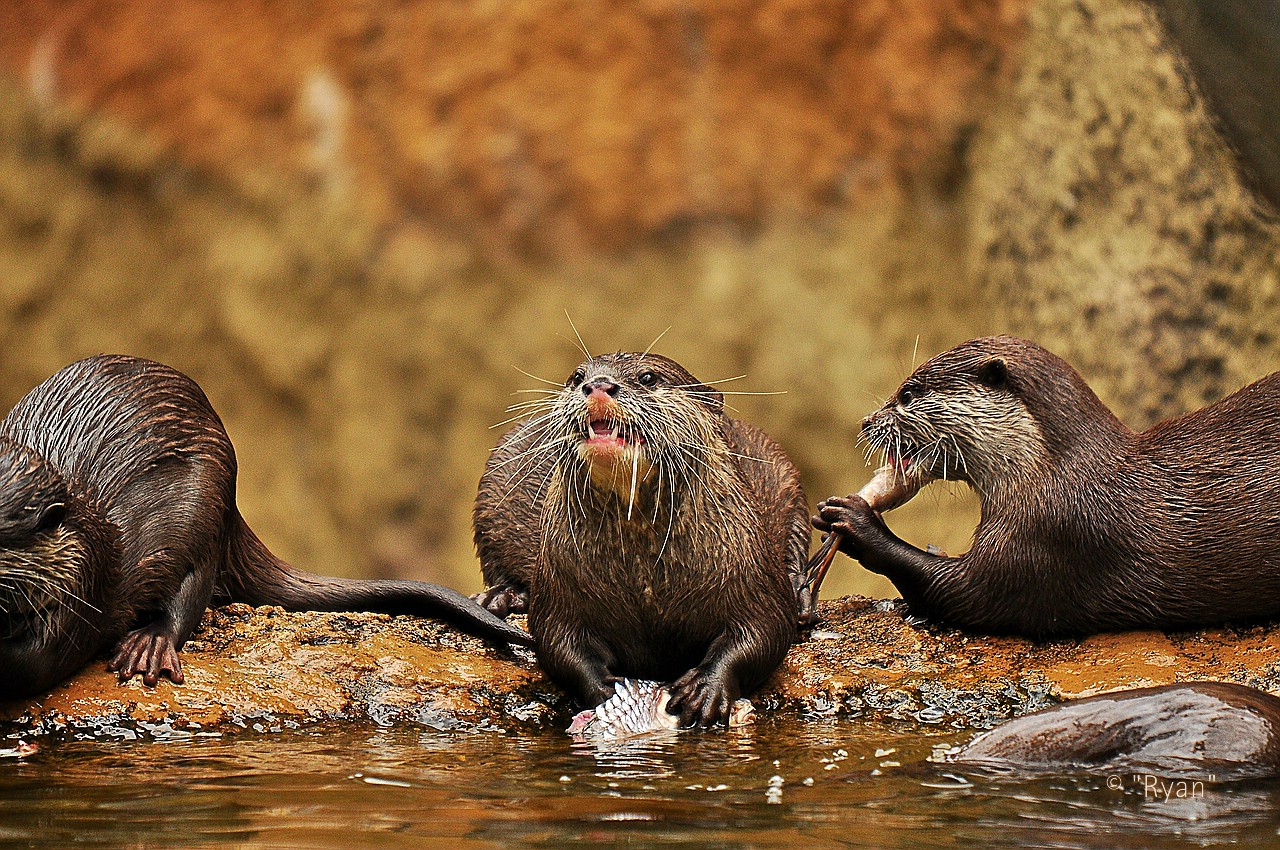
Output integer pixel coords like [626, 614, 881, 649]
[0, 0, 1274, 598]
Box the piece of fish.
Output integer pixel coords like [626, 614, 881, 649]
[0, 741, 37, 759]
[858, 464, 929, 513]
[566, 679, 755, 740]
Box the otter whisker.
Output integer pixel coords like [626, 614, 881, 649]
[667, 375, 748, 388]
[486, 433, 571, 475]
[494, 402, 559, 423]
[493, 440, 571, 508]
[726, 450, 773, 465]
[627, 443, 640, 521]
[505, 397, 561, 411]
[950, 434, 969, 475]
[563, 311, 593, 360]
[491, 403, 559, 430]
[708, 390, 788, 397]
[510, 366, 563, 387]
[485, 414, 565, 468]
[490, 409, 551, 430]
[642, 326, 671, 357]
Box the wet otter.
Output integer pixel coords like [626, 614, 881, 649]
[954, 682, 1280, 779]
[473, 352, 809, 725]
[0, 355, 531, 700]
[813, 335, 1280, 638]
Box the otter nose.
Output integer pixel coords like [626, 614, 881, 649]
[583, 379, 620, 400]
[860, 413, 876, 432]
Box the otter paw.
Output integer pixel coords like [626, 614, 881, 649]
[814, 495, 882, 556]
[107, 627, 184, 687]
[474, 584, 529, 619]
[667, 668, 739, 727]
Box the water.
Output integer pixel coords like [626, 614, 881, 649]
[3, 718, 1279, 848]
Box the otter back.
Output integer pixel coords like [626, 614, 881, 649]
[0, 355, 529, 700]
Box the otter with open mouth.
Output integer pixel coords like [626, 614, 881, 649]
[473, 351, 809, 725]
[814, 334, 1280, 639]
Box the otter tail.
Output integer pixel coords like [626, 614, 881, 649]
[218, 513, 533, 647]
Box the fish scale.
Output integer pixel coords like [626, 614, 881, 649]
[567, 678, 753, 740]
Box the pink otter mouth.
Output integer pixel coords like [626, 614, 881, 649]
[886, 448, 914, 475]
[586, 418, 644, 450]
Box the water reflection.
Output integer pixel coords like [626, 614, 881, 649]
[1, 719, 1278, 848]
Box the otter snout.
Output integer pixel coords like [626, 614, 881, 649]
[861, 407, 894, 434]
[582, 378, 621, 401]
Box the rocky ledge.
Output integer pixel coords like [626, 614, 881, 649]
[4, 596, 1279, 738]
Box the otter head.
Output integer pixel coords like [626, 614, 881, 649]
[860, 336, 1086, 498]
[550, 352, 725, 510]
[0, 438, 84, 627]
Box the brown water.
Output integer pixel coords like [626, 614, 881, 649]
[3, 718, 1279, 848]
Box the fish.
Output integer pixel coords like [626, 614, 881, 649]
[566, 678, 755, 740]
[0, 741, 37, 759]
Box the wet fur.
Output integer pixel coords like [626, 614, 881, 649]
[0, 355, 530, 700]
[816, 335, 1280, 638]
[474, 352, 808, 724]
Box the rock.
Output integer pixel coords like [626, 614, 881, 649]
[967, 0, 1280, 428]
[5, 597, 1279, 738]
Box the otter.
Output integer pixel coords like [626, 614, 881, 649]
[473, 352, 809, 725]
[0, 355, 531, 701]
[954, 682, 1280, 779]
[813, 334, 1280, 638]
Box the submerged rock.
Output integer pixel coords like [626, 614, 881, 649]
[5, 596, 1280, 738]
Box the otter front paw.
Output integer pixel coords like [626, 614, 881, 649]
[107, 625, 184, 687]
[667, 667, 740, 727]
[473, 584, 529, 618]
[813, 495, 879, 557]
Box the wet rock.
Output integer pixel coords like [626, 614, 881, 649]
[5, 596, 1280, 738]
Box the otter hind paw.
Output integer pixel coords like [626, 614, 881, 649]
[474, 584, 530, 619]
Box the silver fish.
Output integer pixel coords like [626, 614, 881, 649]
[566, 679, 754, 740]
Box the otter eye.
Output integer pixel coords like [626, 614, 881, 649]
[638, 371, 658, 387]
[898, 385, 923, 406]
[566, 369, 586, 388]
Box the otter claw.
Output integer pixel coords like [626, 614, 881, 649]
[108, 628, 184, 687]
[668, 669, 737, 727]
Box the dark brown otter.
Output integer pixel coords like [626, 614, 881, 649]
[473, 352, 809, 725]
[0, 355, 531, 701]
[813, 334, 1280, 638]
[954, 682, 1280, 779]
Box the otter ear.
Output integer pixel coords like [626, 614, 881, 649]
[35, 503, 65, 533]
[976, 358, 1008, 389]
[690, 383, 725, 411]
